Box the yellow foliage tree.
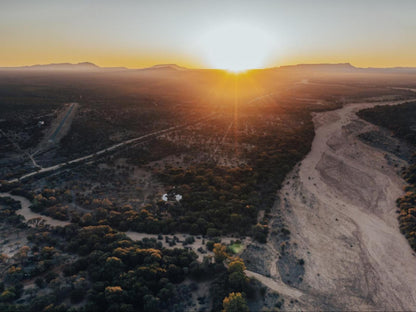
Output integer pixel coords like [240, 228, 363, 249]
[228, 257, 246, 273]
[222, 292, 249, 312]
[213, 243, 228, 263]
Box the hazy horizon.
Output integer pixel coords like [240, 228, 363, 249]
[2, 61, 416, 71]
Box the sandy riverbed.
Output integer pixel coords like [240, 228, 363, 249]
[261, 99, 416, 310]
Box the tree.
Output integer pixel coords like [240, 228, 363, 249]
[228, 271, 248, 292]
[227, 257, 248, 291]
[213, 243, 227, 263]
[15, 246, 30, 264]
[0, 287, 17, 302]
[105, 286, 124, 303]
[252, 223, 268, 243]
[143, 294, 160, 312]
[222, 292, 249, 312]
[228, 257, 246, 273]
[70, 287, 85, 303]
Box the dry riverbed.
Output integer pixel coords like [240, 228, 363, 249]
[255, 99, 416, 311]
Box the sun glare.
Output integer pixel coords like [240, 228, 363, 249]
[199, 22, 274, 72]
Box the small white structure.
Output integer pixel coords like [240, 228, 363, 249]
[162, 193, 182, 202]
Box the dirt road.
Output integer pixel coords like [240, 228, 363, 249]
[262, 99, 416, 310]
[48, 102, 78, 144]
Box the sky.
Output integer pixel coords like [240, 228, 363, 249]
[1, 0, 416, 68]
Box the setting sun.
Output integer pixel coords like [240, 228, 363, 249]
[198, 22, 275, 72]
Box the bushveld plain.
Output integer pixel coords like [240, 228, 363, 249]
[0, 64, 416, 311]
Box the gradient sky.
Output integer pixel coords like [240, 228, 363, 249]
[1, 0, 416, 68]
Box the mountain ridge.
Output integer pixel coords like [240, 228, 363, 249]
[1, 62, 416, 73]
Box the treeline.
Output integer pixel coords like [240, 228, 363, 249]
[358, 101, 416, 145]
[244, 112, 314, 211]
[358, 102, 416, 251]
[397, 177, 416, 250]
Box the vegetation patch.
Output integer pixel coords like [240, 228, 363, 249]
[358, 102, 416, 251]
[228, 243, 243, 254]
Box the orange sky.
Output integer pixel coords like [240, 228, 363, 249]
[1, 0, 416, 69]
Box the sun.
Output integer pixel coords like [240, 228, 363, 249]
[199, 22, 274, 72]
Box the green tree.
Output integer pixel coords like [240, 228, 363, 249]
[228, 271, 248, 292]
[143, 294, 160, 312]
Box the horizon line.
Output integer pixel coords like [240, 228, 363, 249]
[2, 61, 416, 71]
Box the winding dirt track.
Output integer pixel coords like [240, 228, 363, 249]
[264, 99, 416, 310]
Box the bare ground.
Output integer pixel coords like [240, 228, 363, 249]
[36, 102, 79, 151]
[252, 99, 416, 311]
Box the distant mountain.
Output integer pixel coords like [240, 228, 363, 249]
[102, 66, 128, 71]
[1, 62, 415, 74]
[34, 62, 98, 70]
[144, 64, 188, 71]
[277, 63, 416, 74]
[0, 62, 188, 72]
[0, 62, 100, 71]
[26, 62, 100, 71]
[360, 66, 416, 74]
[278, 63, 357, 72]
